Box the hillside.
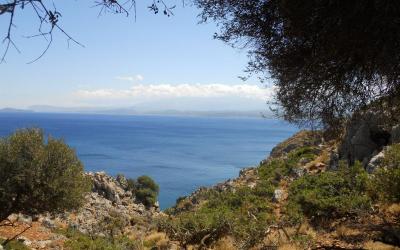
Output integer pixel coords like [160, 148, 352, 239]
[0, 116, 399, 249]
[159, 124, 400, 249]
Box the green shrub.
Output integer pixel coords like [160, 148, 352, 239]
[125, 175, 159, 207]
[0, 239, 29, 250]
[285, 161, 371, 224]
[371, 144, 400, 202]
[63, 228, 141, 250]
[159, 187, 274, 247]
[126, 178, 137, 192]
[0, 128, 91, 222]
[136, 188, 158, 207]
[258, 146, 318, 191]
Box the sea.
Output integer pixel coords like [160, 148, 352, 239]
[0, 112, 298, 209]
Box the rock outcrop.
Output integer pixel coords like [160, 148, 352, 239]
[0, 172, 161, 249]
[339, 111, 394, 166]
[57, 172, 160, 236]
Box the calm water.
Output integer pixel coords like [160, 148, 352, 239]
[0, 113, 297, 209]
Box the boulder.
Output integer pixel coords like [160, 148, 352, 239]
[42, 218, 56, 229]
[89, 172, 125, 204]
[366, 149, 386, 173]
[116, 174, 129, 190]
[273, 189, 284, 202]
[339, 111, 392, 166]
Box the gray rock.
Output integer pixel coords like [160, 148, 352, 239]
[293, 168, 305, 178]
[116, 174, 129, 190]
[7, 214, 18, 222]
[367, 149, 386, 173]
[339, 111, 392, 166]
[273, 189, 284, 202]
[42, 218, 56, 229]
[36, 240, 52, 249]
[17, 214, 32, 225]
[17, 236, 32, 246]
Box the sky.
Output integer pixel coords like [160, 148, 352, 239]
[0, 0, 273, 111]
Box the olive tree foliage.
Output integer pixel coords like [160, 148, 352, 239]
[195, 0, 400, 129]
[0, 128, 91, 223]
[0, 0, 178, 63]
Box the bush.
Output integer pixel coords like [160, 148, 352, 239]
[371, 144, 400, 202]
[159, 187, 274, 247]
[63, 228, 141, 250]
[0, 239, 29, 250]
[125, 175, 159, 207]
[285, 161, 371, 224]
[0, 128, 91, 222]
[258, 146, 318, 188]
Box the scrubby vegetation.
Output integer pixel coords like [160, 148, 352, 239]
[159, 136, 400, 248]
[126, 175, 159, 207]
[285, 162, 371, 224]
[0, 239, 29, 250]
[371, 144, 400, 203]
[158, 146, 321, 248]
[0, 128, 91, 223]
[63, 228, 142, 250]
[159, 187, 274, 248]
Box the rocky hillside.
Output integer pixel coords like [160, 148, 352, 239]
[0, 172, 166, 249]
[161, 129, 400, 250]
[1, 115, 399, 250]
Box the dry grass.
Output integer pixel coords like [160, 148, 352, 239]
[278, 243, 301, 250]
[212, 236, 237, 250]
[297, 221, 317, 238]
[334, 225, 362, 238]
[386, 203, 400, 217]
[143, 232, 168, 248]
[364, 241, 400, 250]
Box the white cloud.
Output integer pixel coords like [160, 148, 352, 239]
[75, 83, 275, 101]
[115, 74, 144, 82]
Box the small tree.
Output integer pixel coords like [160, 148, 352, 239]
[0, 128, 91, 223]
[126, 175, 159, 207]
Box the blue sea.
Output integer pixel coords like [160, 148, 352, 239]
[0, 113, 298, 209]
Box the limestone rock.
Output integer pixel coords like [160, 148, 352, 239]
[42, 218, 56, 229]
[367, 149, 386, 173]
[57, 172, 159, 236]
[293, 168, 305, 178]
[116, 174, 129, 190]
[17, 236, 32, 247]
[273, 189, 284, 202]
[17, 214, 32, 225]
[339, 111, 392, 166]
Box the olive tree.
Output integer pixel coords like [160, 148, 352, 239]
[0, 128, 91, 223]
[194, 0, 400, 130]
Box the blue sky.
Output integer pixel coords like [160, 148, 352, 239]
[0, 0, 273, 110]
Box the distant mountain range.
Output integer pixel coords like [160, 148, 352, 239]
[0, 106, 273, 118]
[0, 108, 34, 113]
